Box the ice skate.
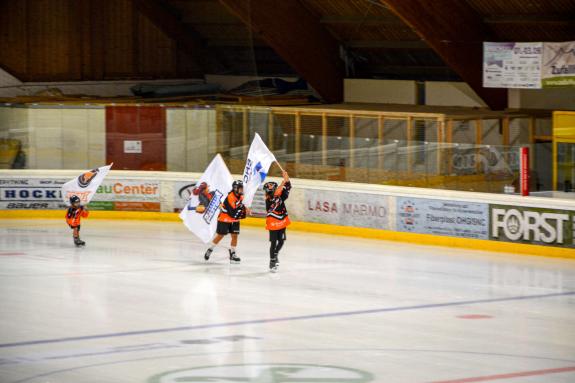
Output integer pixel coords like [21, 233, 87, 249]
[270, 256, 278, 273]
[229, 249, 241, 264]
[74, 238, 85, 247]
[204, 248, 213, 261]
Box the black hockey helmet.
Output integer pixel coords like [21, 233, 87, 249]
[263, 181, 278, 197]
[232, 180, 244, 196]
[69, 195, 81, 205]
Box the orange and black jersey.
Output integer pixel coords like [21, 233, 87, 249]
[265, 181, 291, 231]
[218, 192, 246, 223]
[66, 206, 89, 227]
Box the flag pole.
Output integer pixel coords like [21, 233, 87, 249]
[275, 160, 285, 173]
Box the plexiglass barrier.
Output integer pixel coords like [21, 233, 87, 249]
[0, 105, 554, 194]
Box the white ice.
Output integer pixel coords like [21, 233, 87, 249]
[1, 219, 575, 383]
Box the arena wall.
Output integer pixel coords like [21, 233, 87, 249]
[1, 169, 574, 259]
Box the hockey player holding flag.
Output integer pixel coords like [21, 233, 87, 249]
[180, 155, 246, 263]
[242, 133, 277, 207]
[61, 163, 113, 247]
[242, 133, 291, 272]
[180, 154, 233, 243]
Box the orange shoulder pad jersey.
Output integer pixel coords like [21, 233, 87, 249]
[218, 192, 245, 223]
[66, 207, 89, 227]
[265, 181, 291, 231]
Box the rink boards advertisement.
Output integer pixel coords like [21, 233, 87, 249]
[490, 204, 575, 248]
[89, 180, 161, 212]
[0, 178, 68, 210]
[396, 197, 489, 239]
[302, 189, 391, 230]
[4, 173, 575, 250]
[0, 177, 161, 212]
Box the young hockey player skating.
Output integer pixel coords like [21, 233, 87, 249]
[66, 195, 89, 247]
[263, 171, 291, 272]
[204, 180, 246, 263]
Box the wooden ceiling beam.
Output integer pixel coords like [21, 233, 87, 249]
[484, 14, 575, 26]
[320, 15, 403, 25]
[346, 40, 430, 49]
[381, 0, 508, 110]
[361, 65, 454, 75]
[218, 0, 344, 103]
[207, 39, 268, 48]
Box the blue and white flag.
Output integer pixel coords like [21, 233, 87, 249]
[179, 154, 233, 243]
[242, 133, 276, 207]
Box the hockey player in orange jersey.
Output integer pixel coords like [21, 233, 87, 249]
[66, 195, 89, 247]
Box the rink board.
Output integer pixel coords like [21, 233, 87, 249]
[1, 169, 574, 259]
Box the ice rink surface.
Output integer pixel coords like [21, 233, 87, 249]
[1, 219, 575, 383]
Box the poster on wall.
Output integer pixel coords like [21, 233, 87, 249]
[542, 41, 575, 87]
[491, 204, 575, 248]
[0, 178, 68, 209]
[303, 189, 390, 230]
[483, 42, 542, 89]
[397, 197, 489, 239]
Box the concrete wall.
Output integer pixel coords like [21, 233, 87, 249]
[509, 88, 575, 110]
[0, 67, 21, 89]
[425, 82, 487, 108]
[344, 79, 417, 104]
[0, 106, 105, 169]
[344, 78, 574, 110]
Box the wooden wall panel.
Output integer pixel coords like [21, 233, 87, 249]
[0, 1, 29, 79]
[0, 0, 202, 82]
[177, 49, 204, 77]
[136, 12, 177, 77]
[103, 0, 136, 78]
[27, 0, 77, 80]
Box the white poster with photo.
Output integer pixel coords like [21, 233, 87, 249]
[483, 42, 542, 89]
[542, 41, 575, 87]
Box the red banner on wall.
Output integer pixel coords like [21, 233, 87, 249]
[520, 147, 529, 196]
[106, 106, 166, 171]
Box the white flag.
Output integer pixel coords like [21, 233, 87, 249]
[61, 164, 112, 205]
[242, 133, 276, 207]
[179, 154, 233, 243]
